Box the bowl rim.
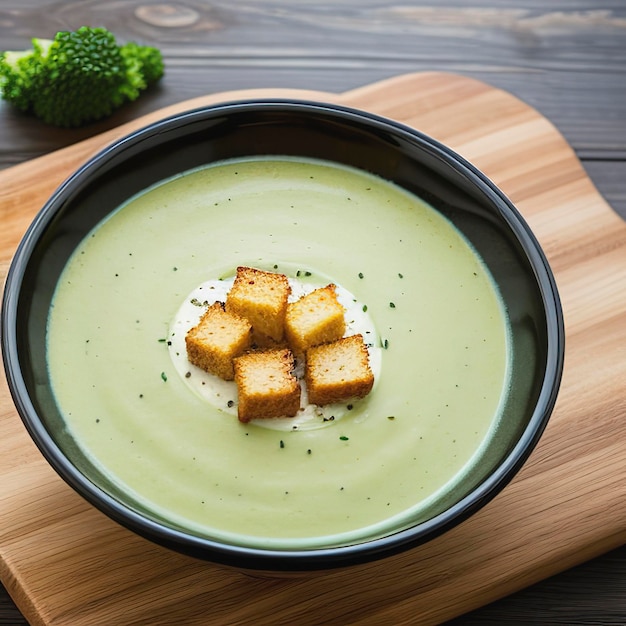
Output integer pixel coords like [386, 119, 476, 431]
[1, 98, 565, 571]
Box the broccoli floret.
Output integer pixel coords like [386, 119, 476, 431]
[0, 26, 164, 127]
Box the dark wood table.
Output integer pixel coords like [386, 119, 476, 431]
[1, 2, 625, 624]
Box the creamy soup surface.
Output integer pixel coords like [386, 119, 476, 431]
[47, 157, 510, 549]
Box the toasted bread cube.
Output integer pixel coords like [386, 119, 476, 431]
[285, 284, 346, 355]
[185, 302, 252, 381]
[225, 267, 290, 342]
[234, 349, 301, 422]
[305, 335, 374, 406]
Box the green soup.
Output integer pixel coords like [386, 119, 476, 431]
[47, 157, 510, 549]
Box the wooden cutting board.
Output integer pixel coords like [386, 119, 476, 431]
[1, 72, 625, 626]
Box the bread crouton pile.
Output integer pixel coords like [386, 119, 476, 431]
[185, 266, 374, 422]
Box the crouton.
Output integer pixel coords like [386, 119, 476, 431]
[305, 334, 374, 405]
[225, 267, 290, 342]
[234, 348, 301, 422]
[285, 284, 346, 356]
[185, 302, 252, 381]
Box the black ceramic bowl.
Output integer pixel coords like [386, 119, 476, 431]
[1, 100, 564, 572]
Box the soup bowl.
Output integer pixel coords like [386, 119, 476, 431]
[1, 100, 564, 572]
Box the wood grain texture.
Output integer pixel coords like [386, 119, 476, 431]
[1, 1, 625, 199]
[1, 71, 625, 626]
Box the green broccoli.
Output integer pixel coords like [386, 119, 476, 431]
[0, 26, 164, 127]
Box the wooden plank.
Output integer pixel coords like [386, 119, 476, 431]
[582, 160, 626, 216]
[0, 2, 625, 167]
[1, 71, 625, 626]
